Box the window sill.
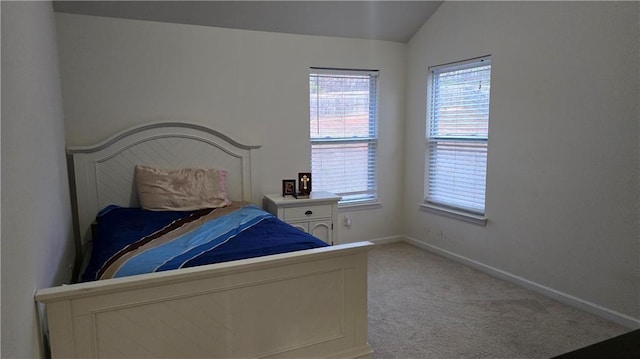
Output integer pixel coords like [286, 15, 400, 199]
[339, 199, 382, 211]
[418, 203, 487, 226]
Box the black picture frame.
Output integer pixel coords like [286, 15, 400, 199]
[282, 179, 296, 197]
[297, 172, 312, 195]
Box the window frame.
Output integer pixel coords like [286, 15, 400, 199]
[424, 56, 491, 224]
[309, 67, 379, 206]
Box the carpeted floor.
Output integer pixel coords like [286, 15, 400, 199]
[367, 242, 630, 359]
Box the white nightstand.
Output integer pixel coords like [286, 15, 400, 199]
[263, 191, 341, 245]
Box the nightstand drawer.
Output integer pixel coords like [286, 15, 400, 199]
[283, 205, 332, 221]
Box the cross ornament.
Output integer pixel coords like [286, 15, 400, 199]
[300, 175, 309, 190]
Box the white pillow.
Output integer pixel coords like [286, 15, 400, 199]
[135, 165, 231, 211]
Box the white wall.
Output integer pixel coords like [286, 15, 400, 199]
[404, 2, 640, 323]
[54, 13, 406, 244]
[1, 2, 76, 357]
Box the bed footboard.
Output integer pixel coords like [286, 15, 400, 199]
[36, 242, 373, 359]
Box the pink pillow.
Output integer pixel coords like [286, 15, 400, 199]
[135, 165, 231, 211]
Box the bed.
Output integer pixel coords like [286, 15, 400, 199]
[35, 122, 373, 358]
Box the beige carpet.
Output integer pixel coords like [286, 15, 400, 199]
[367, 242, 630, 359]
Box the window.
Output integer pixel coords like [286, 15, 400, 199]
[425, 56, 491, 216]
[309, 68, 378, 204]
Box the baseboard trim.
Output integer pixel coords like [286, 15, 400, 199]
[400, 236, 640, 330]
[367, 236, 403, 245]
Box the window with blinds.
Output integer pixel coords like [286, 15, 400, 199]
[425, 56, 491, 215]
[309, 68, 378, 203]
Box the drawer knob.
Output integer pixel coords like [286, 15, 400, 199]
[305, 210, 313, 216]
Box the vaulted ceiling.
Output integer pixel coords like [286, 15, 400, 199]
[53, 1, 443, 43]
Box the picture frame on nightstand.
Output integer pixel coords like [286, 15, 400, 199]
[282, 179, 296, 197]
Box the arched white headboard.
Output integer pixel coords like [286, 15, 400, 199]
[67, 122, 261, 248]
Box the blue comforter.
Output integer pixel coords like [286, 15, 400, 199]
[81, 204, 328, 282]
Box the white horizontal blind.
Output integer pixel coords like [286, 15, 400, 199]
[310, 69, 378, 203]
[426, 57, 491, 214]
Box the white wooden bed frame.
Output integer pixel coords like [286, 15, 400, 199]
[35, 122, 373, 358]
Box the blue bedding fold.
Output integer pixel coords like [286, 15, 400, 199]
[81, 205, 328, 282]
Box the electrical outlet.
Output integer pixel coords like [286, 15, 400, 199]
[344, 215, 352, 227]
